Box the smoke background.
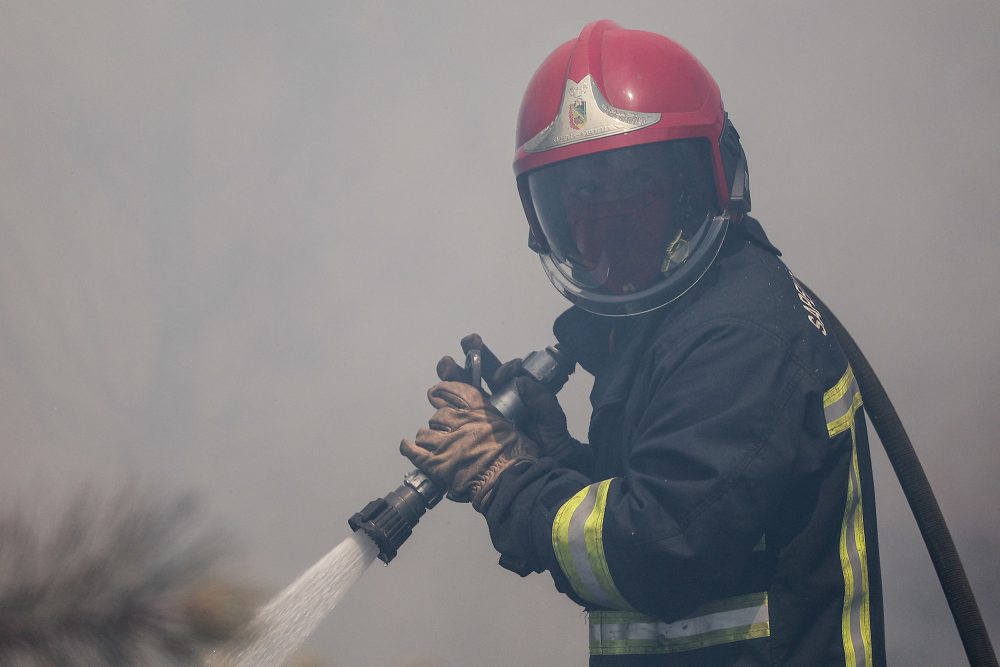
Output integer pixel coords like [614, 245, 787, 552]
[1, 1, 997, 665]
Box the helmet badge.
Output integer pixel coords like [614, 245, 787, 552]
[568, 98, 587, 130]
[523, 75, 660, 154]
[568, 83, 588, 129]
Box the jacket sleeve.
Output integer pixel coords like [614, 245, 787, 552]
[483, 318, 816, 620]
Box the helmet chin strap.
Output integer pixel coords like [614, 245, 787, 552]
[720, 114, 751, 216]
[729, 150, 749, 215]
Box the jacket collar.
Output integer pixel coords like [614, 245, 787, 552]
[553, 306, 665, 410]
[741, 215, 781, 256]
[552, 307, 612, 376]
[550, 216, 781, 409]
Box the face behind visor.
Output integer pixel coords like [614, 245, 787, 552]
[526, 139, 728, 316]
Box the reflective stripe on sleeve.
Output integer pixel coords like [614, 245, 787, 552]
[588, 592, 770, 655]
[825, 366, 874, 667]
[551, 479, 632, 610]
[824, 364, 862, 437]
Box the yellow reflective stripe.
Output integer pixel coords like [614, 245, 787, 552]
[551, 479, 632, 610]
[828, 365, 874, 667]
[825, 365, 862, 437]
[824, 365, 855, 406]
[589, 592, 770, 655]
[854, 445, 873, 666]
[839, 434, 872, 666]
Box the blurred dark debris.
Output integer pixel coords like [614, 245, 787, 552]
[0, 485, 261, 666]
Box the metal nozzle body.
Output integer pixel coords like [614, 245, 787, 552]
[349, 343, 575, 563]
[348, 471, 442, 563]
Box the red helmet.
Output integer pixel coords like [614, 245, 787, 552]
[514, 20, 750, 316]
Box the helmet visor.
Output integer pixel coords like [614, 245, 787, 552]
[527, 139, 728, 315]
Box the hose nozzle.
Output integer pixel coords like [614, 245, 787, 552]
[348, 470, 442, 564]
[349, 342, 575, 564]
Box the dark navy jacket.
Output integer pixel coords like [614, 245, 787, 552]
[484, 219, 886, 666]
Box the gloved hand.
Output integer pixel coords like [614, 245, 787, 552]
[400, 381, 539, 512]
[436, 333, 583, 464]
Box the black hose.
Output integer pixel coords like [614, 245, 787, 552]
[805, 284, 997, 667]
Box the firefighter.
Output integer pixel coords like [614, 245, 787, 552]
[401, 20, 886, 666]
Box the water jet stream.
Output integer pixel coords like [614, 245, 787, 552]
[209, 532, 378, 666]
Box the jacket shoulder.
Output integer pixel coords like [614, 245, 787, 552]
[651, 237, 849, 386]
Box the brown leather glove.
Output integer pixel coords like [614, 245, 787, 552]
[399, 380, 539, 512]
[436, 333, 584, 464]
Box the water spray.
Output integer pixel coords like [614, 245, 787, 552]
[210, 342, 576, 666]
[348, 343, 576, 563]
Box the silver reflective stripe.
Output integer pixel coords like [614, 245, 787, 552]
[564, 485, 605, 602]
[522, 75, 660, 154]
[589, 593, 770, 655]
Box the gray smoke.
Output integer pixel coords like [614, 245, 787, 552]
[1, 2, 997, 665]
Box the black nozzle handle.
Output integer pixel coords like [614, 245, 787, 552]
[490, 344, 575, 421]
